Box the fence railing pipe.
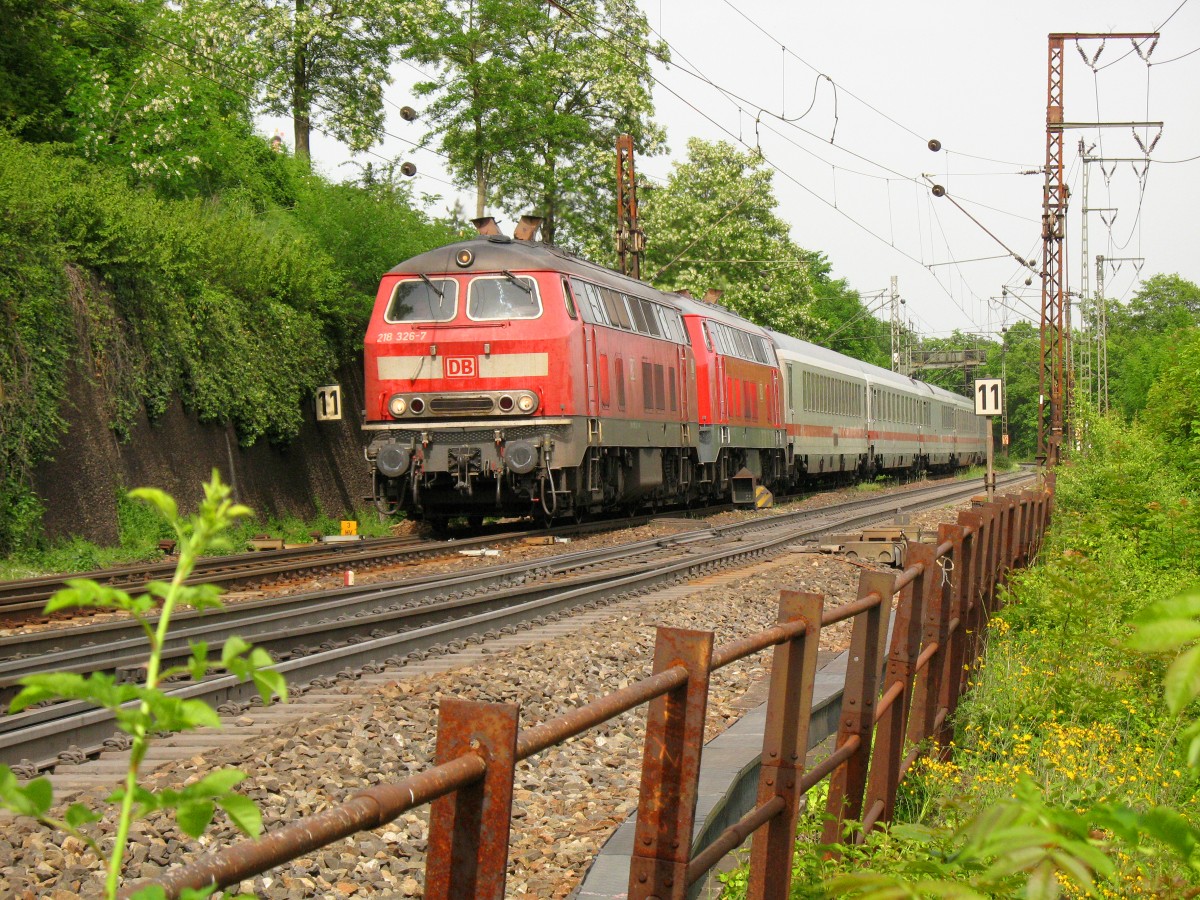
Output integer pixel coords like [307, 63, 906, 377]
[516, 666, 687, 759]
[687, 796, 786, 885]
[712, 616, 809, 669]
[136, 752, 488, 898]
[820, 589, 883, 626]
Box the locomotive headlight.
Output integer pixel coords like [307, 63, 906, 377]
[517, 393, 537, 413]
[388, 395, 407, 417]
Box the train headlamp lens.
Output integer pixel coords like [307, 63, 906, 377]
[455, 249, 474, 267]
[388, 395, 407, 417]
[409, 397, 425, 414]
[517, 393, 537, 413]
[498, 395, 515, 412]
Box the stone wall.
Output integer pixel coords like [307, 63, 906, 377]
[33, 357, 372, 545]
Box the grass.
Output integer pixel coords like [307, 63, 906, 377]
[0, 490, 397, 580]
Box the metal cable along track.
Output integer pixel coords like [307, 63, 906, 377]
[1, 472, 1031, 773]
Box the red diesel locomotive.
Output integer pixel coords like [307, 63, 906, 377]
[363, 232, 986, 525]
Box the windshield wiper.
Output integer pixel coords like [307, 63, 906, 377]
[502, 270, 532, 294]
[418, 273, 445, 300]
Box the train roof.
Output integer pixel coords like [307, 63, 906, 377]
[387, 237, 675, 302]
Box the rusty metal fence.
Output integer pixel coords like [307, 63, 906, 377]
[137, 482, 1053, 900]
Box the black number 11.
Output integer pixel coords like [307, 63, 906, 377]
[978, 382, 999, 410]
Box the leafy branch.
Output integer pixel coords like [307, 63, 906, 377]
[0, 472, 285, 899]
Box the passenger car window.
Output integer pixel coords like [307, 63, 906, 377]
[468, 276, 541, 320]
[385, 278, 458, 323]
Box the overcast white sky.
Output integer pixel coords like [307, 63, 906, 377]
[265, 0, 1200, 341]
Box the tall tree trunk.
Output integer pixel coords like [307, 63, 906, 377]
[292, 0, 311, 166]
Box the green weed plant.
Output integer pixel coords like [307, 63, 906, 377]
[0, 473, 286, 899]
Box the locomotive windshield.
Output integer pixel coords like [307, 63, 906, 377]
[385, 278, 458, 323]
[468, 275, 541, 320]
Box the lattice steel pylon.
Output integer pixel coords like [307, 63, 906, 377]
[1038, 32, 1156, 467]
[1038, 35, 1068, 467]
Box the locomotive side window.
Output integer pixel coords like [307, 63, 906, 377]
[385, 277, 458, 323]
[639, 300, 662, 337]
[628, 295, 650, 333]
[601, 288, 633, 330]
[562, 277, 579, 319]
[575, 280, 609, 325]
[467, 275, 541, 320]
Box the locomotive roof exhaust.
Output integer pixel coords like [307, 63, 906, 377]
[513, 216, 543, 241]
[472, 216, 502, 236]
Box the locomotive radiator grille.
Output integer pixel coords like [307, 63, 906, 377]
[429, 396, 494, 415]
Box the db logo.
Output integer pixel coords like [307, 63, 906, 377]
[445, 356, 477, 378]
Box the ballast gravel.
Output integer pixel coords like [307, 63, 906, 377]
[2, 558, 867, 898]
[0, 484, 984, 899]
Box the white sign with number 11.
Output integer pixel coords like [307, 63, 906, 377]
[974, 378, 1003, 417]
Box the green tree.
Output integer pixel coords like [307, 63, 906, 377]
[249, 0, 398, 162]
[409, 0, 666, 248]
[804, 262, 891, 368]
[1142, 326, 1200, 486]
[640, 138, 819, 336]
[405, 0, 545, 219]
[1106, 273, 1200, 418]
[984, 321, 1040, 459]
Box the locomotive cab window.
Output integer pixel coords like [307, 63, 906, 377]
[561, 277, 579, 319]
[385, 277, 458, 323]
[467, 275, 541, 320]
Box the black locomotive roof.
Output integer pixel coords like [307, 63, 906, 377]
[387, 237, 675, 302]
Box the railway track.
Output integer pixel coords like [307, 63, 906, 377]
[0, 515, 686, 624]
[0, 472, 1033, 775]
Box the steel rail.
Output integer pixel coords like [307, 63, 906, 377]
[2, 473, 1032, 772]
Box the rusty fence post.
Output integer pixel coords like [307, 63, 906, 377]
[747, 592, 824, 900]
[1015, 492, 1032, 566]
[979, 505, 998, 620]
[628, 627, 714, 900]
[906, 541, 946, 755]
[425, 698, 520, 900]
[957, 510, 985, 683]
[863, 548, 929, 832]
[934, 523, 968, 757]
[823, 571, 894, 847]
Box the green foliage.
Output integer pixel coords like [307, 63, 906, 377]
[1141, 326, 1200, 488]
[409, 0, 666, 249]
[249, 0, 398, 159]
[641, 139, 821, 336]
[1106, 274, 1200, 420]
[0, 474, 283, 899]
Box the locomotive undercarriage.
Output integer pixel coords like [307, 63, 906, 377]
[367, 420, 712, 525]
